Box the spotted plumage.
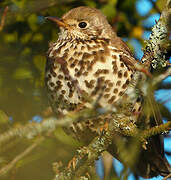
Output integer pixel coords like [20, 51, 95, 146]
[46, 36, 135, 115]
[45, 6, 171, 178]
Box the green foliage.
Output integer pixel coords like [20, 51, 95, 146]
[0, 110, 9, 125]
[100, 0, 117, 19]
[54, 127, 81, 146]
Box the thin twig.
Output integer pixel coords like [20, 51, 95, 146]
[0, 6, 8, 31]
[152, 67, 171, 86]
[142, 121, 171, 139]
[163, 173, 171, 180]
[0, 108, 96, 149]
[0, 137, 44, 176]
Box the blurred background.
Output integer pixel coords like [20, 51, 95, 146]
[0, 0, 170, 179]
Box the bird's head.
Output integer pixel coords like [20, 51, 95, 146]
[46, 6, 115, 41]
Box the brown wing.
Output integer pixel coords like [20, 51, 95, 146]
[111, 36, 148, 73]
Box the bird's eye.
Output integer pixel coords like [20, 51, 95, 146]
[78, 22, 87, 28]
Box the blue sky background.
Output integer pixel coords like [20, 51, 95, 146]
[95, 0, 171, 179]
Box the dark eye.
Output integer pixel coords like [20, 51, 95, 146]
[78, 22, 87, 28]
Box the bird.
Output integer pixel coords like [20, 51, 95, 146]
[45, 6, 171, 178]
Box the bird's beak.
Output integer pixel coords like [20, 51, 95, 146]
[45, 16, 69, 29]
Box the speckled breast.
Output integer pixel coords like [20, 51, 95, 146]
[45, 38, 134, 115]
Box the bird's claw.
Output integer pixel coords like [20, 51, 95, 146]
[68, 157, 77, 170]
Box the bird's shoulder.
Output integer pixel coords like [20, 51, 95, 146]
[109, 36, 139, 71]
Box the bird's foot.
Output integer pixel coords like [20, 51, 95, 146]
[68, 156, 77, 170]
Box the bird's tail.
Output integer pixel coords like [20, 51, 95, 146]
[135, 134, 171, 178]
[134, 90, 171, 178]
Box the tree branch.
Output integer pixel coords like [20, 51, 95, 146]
[53, 113, 171, 180]
[0, 107, 97, 149]
[142, 0, 171, 69]
[0, 137, 44, 176]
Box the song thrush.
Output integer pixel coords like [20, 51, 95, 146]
[45, 6, 171, 178]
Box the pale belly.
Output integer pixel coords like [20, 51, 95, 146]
[46, 40, 133, 114]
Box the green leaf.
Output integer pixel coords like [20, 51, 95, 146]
[101, 0, 117, 19]
[54, 127, 81, 147]
[28, 14, 38, 31]
[20, 33, 32, 44]
[13, 68, 32, 79]
[0, 110, 9, 125]
[33, 55, 46, 71]
[4, 32, 18, 43]
[32, 33, 43, 42]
